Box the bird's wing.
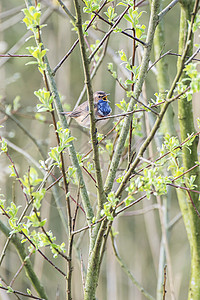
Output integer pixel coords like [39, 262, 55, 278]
[68, 101, 89, 118]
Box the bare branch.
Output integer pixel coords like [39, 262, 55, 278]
[158, 0, 179, 22]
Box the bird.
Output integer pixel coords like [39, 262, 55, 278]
[60, 91, 112, 128]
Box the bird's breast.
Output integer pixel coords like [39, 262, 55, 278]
[97, 101, 112, 116]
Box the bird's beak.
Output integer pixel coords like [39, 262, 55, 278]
[106, 93, 110, 100]
[103, 94, 110, 101]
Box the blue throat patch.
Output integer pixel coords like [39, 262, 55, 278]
[97, 99, 111, 116]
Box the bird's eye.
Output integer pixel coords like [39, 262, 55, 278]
[98, 95, 101, 98]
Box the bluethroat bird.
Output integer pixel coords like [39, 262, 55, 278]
[61, 91, 112, 128]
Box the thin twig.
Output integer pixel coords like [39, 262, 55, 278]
[4, 138, 42, 170]
[0, 205, 67, 277]
[9, 251, 33, 287]
[93, 11, 146, 46]
[157, 195, 175, 300]
[148, 48, 200, 73]
[0, 286, 45, 300]
[1, 143, 29, 203]
[185, 46, 200, 65]
[114, 58, 193, 199]
[104, 0, 160, 195]
[185, 187, 200, 218]
[130, 132, 200, 181]
[168, 51, 200, 62]
[128, 0, 136, 165]
[23, 232, 67, 277]
[0, 54, 32, 57]
[57, 0, 76, 23]
[96, 87, 190, 123]
[74, 0, 107, 219]
[0, 8, 54, 68]
[158, 0, 179, 22]
[71, 167, 200, 236]
[147, 50, 172, 72]
[89, 5, 132, 62]
[52, 0, 108, 75]
[35, 26, 71, 261]
[68, 35, 110, 126]
[162, 265, 167, 300]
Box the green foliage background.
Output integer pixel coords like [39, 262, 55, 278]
[0, 0, 200, 300]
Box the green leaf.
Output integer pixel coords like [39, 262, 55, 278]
[35, 88, 54, 112]
[32, 189, 46, 210]
[7, 286, 14, 294]
[0, 138, 8, 153]
[13, 96, 21, 111]
[25, 61, 38, 66]
[118, 50, 127, 62]
[125, 79, 134, 85]
[117, 2, 128, 6]
[9, 165, 17, 177]
[27, 289, 32, 295]
[22, 4, 41, 32]
[49, 147, 61, 166]
[123, 14, 132, 23]
[7, 202, 21, 218]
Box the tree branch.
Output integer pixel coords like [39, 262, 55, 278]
[104, 0, 160, 195]
[0, 220, 48, 300]
[158, 0, 179, 22]
[73, 0, 106, 219]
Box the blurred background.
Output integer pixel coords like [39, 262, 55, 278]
[0, 0, 199, 299]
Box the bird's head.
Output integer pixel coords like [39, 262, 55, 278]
[94, 91, 110, 103]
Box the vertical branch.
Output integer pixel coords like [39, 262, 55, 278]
[156, 196, 175, 299]
[66, 183, 80, 300]
[128, 0, 136, 164]
[73, 0, 106, 219]
[36, 25, 72, 236]
[104, 0, 160, 195]
[36, 19, 75, 300]
[152, 1, 175, 298]
[177, 1, 200, 299]
[24, 1, 94, 226]
[162, 265, 167, 300]
[106, 0, 197, 199]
